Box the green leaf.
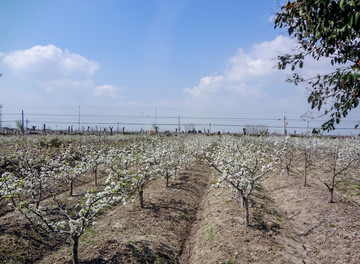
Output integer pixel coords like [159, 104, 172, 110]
[350, 14, 354, 27]
[340, 0, 346, 10]
[351, 68, 360, 79]
[355, 12, 360, 26]
[299, 8, 304, 16]
[276, 0, 360, 131]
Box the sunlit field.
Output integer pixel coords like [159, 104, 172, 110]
[1, 133, 360, 263]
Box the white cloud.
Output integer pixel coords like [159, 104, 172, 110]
[226, 35, 297, 81]
[184, 35, 300, 99]
[93, 85, 123, 98]
[230, 82, 265, 97]
[40, 79, 93, 93]
[2, 44, 99, 79]
[182, 34, 347, 124]
[183, 75, 224, 97]
[1, 45, 125, 108]
[1, 44, 112, 98]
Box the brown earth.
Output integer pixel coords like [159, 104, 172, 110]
[265, 171, 360, 264]
[1, 163, 360, 264]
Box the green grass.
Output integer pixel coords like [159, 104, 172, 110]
[254, 215, 263, 222]
[206, 228, 215, 242]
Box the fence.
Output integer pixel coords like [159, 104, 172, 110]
[1, 110, 359, 136]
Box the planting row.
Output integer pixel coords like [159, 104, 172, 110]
[1, 134, 360, 263]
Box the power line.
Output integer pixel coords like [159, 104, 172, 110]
[1, 119, 358, 131]
[0, 104, 2, 129]
[2, 112, 359, 123]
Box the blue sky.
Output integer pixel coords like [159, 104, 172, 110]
[0, 0, 359, 134]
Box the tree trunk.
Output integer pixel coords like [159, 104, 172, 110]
[139, 184, 144, 208]
[243, 197, 250, 227]
[286, 164, 290, 176]
[35, 189, 42, 209]
[94, 168, 98, 187]
[329, 169, 336, 203]
[328, 187, 334, 203]
[69, 180, 73, 196]
[36, 181, 42, 209]
[36, 199, 41, 209]
[72, 236, 79, 264]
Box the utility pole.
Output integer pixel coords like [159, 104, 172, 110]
[306, 120, 309, 135]
[155, 107, 157, 127]
[0, 104, 2, 129]
[154, 107, 158, 133]
[78, 106, 81, 132]
[301, 113, 313, 136]
[283, 115, 287, 136]
[209, 122, 211, 135]
[21, 110, 24, 134]
[178, 116, 180, 136]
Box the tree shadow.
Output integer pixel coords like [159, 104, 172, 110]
[80, 240, 179, 264]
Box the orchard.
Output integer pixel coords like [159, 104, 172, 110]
[1, 133, 360, 263]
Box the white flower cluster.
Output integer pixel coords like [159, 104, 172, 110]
[204, 136, 277, 226]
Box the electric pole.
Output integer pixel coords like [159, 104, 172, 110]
[154, 107, 158, 133]
[21, 110, 24, 134]
[78, 105, 81, 132]
[301, 114, 313, 136]
[283, 115, 287, 136]
[0, 104, 2, 129]
[155, 107, 157, 127]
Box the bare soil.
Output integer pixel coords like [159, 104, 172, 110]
[265, 171, 360, 264]
[39, 164, 210, 264]
[1, 163, 360, 264]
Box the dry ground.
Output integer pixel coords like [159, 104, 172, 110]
[265, 171, 360, 264]
[1, 163, 360, 264]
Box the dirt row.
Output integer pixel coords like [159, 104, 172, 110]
[184, 168, 360, 264]
[265, 172, 360, 264]
[1, 163, 360, 263]
[180, 171, 305, 264]
[38, 164, 211, 264]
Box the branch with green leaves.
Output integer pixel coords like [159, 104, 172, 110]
[275, 0, 360, 131]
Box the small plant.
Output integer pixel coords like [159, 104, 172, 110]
[49, 137, 63, 148]
[1, 167, 140, 264]
[206, 228, 215, 242]
[254, 215, 263, 223]
[205, 137, 276, 227]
